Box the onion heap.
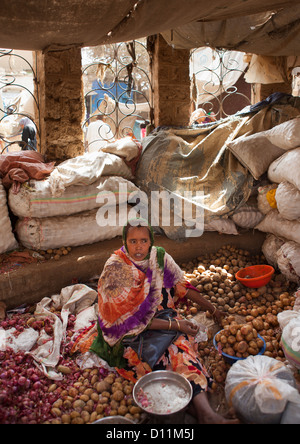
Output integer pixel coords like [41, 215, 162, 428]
[0, 311, 140, 424]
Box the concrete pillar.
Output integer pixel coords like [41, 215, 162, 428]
[36, 47, 84, 163]
[152, 35, 191, 127]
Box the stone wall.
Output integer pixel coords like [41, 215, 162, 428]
[36, 47, 84, 163]
[152, 35, 191, 127]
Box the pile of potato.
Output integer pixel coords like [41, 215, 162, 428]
[48, 371, 142, 424]
[39, 247, 72, 261]
[215, 321, 265, 359]
[179, 245, 297, 385]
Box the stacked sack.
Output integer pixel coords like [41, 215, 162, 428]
[254, 118, 300, 283]
[9, 138, 142, 250]
[0, 178, 19, 254]
[226, 112, 300, 235]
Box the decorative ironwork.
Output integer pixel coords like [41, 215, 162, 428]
[82, 40, 153, 151]
[0, 49, 39, 154]
[190, 48, 251, 121]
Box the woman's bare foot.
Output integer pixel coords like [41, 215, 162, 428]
[191, 392, 240, 424]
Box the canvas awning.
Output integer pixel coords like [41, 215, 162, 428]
[0, 0, 299, 56]
[162, 5, 300, 56]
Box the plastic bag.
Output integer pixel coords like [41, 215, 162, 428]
[281, 402, 300, 424]
[225, 355, 300, 424]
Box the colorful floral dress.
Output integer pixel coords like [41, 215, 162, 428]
[72, 245, 212, 398]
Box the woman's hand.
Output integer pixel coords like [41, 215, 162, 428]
[176, 319, 199, 337]
[213, 309, 227, 326]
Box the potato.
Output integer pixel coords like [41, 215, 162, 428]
[94, 381, 111, 393]
[237, 341, 248, 354]
[112, 390, 124, 402]
[81, 411, 90, 423]
[112, 382, 123, 392]
[227, 335, 236, 345]
[118, 405, 129, 416]
[61, 414, 71, 424]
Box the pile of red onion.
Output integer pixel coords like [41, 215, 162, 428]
[0, 310, 99, 424]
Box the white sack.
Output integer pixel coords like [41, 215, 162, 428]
[275, 181, 300, 221]
[262, 234, 285, 268]
[255, 210, 300, 245]
[48, 150, 134, 197]
[276, 241, 300, 283]
[101, 137, 141, 162]
[9, 176, 140, 219]
[31, 284, 97, 379]
[0, 327, 39, 352]
[225, 355, 300, 424]
[0, 179, 19, 254]
[227, 132, 285, 180]
[265, 118, 300, 150]
[204, 218, 239, 235]
[268, 147, 300, 191]
[16, 205, 131, 250]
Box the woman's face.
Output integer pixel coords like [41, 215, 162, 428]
[125, 226, 152, 261]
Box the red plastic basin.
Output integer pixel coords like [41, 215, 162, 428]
[235, 265, 275, 288]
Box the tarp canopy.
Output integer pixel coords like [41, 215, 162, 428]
[0, 0, 299, 56]
[162, 5, 300, 56]
[135, 96, 300, 239]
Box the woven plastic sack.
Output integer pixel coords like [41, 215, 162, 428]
[231, 203, 264, 229]
[255, 210, 300, 245]
[48, 150, 134, 197]
[0, 179, 19, 254]
[275, 181, 300, 221]
[227, 133, 285, 180]
[9, 176, 140, 219]
[16, 205, 131, 250]
[265, 117, 300, 150]
[204, 218, 239, 235]
[261, 234, 285, 268]
[276, 241, 300, 283]
[225, 355, 300, 424]
[268, 147, 300, 191]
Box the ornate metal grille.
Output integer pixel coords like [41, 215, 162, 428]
[190, 48, 251, 121]
[0, 49, 39, 154]
[82, 40, 153, 151]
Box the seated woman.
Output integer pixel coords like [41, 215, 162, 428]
[72, 218, 237, 424]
